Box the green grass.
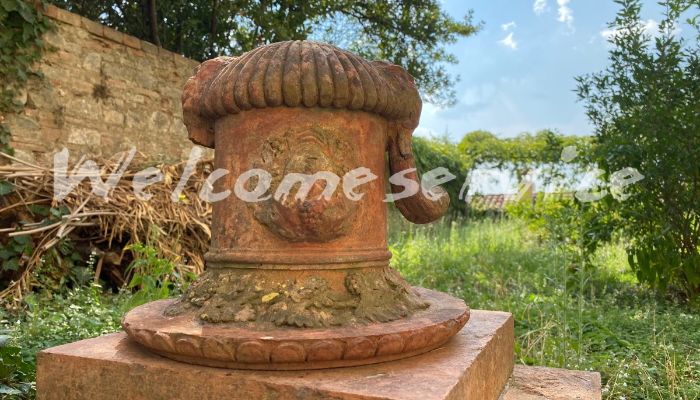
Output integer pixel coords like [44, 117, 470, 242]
[390, 218, 700, 400]
[0, 286, 126, 398]
[1, 218, 699, 399]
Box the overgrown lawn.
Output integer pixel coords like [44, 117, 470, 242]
[390, 218, 700, 399]
[1, 219, 698, 399]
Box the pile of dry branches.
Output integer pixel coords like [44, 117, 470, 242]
[0, 151, 214, 304]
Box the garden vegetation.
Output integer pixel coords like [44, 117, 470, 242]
[0, 0, 699, 399]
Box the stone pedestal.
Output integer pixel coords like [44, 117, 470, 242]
[37, 310, 601, 400]
[36, 310, 602, 400]
[38, 310, 513, 400]
[503, 365, 602, 400]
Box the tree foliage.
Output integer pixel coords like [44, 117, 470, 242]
[458, 129, 592, 182]
[49, 0, 479, 105]
[410, 130, 589, 217]
[412, 136, 472, 215]
[576, 0, 700, 295]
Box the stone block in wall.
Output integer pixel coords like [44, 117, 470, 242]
[43, 5, 59, 20]
[103, 27, 124, 44]
[6, 115, 41, 142]
[123, 35, 141, 49]
[65, 97, 102, 121]
[148, 111, 171, 133]
[103, 110, 125, 126]
[53, 7, 81, 27]
[141, 41, 159, 55]
[53, 49, 79, 66]
[68, 127, 101, 146]
[11, 148, 37, 164]
[101, 62, 132, 82]
[133, 71, 157, 92]
[43, 29, 66, 48]
[82, 52, 102, 72]
[125, 112, 146, 130]
[9, 6, 203, 162]
[81, 17, 104, 37]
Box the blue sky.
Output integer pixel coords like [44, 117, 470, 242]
[417, 0, 665, 142]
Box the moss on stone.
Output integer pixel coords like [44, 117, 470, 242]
[165, 267, 428, 328]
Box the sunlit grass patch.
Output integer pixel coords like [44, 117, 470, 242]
[389, 217, 700, 400]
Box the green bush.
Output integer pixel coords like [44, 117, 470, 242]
[576, 0, 700, 295]
[411, 136, 473, 215]
[0, 337, 34, 399]
[458, 129, 592, 182]
[123, 243, 194, 310]
[0, 284, 126, 399]
[0, 242, 196, 399]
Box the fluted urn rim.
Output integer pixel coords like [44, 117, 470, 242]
[181, 40, 423, 148]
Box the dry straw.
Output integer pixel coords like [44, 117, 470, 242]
[0, 151, 213, 303]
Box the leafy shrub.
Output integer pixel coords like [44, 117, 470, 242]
[576, 0, 700, 295]
[123, 243, 194, 310]
[0, 284, 126, 400]
[11, 285, 123, 355]
[458, 129, 592, 182]
[412, 136, 473, 215]
[0, 337, 34, 399]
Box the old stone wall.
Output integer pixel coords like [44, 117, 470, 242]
[4, 5, 205, 163]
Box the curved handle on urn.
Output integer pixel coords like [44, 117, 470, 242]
[387, 124, 450, 224]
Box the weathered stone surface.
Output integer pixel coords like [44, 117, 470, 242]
[124, 288, 467, 370]
[502, 365, 602, 400]
[120, 39, 458, 369]
[164, 268, 430, 327]
[182, 41, 448, 224]
[6, 5, 205, 162]
[39, 310, 513, 400]
[181, 42, 423, 147]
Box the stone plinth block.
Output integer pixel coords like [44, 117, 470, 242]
[502, 365, 602, 400]
[38, 310, 513, 400]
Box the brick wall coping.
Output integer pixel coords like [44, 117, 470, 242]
[42, 4, 195, 65]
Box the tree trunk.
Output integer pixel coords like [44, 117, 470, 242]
[209, 0, 219, 57]
[148, 0, 161, 47]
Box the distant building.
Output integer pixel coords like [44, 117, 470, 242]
[466, 180, 574, 214]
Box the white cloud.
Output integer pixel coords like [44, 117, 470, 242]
[640, 19, 661, 35]
[533, 0, 549, 15]
[499, 21, 518, 50]
[501, 21, 517, 31]
[557, 0, 574, 30]
[600, 19, 680, 41]
[499, 32, 518, 50]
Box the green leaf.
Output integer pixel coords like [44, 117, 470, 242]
[0, 0, 18, 12]
[0, 180, 14, 195]
[28, 204, 50, 217]
[12, 235, 30, 246]
[2, 258, 19, 271]
[0, 248, 15, 260]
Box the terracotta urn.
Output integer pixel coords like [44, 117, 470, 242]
[123, 40, 469, 370]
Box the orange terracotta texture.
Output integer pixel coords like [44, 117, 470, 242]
[122, 40, 468, 369]
[503, 365, 602, 400]
[123, 288, 469, 370]
[40, 311, 515, 400]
